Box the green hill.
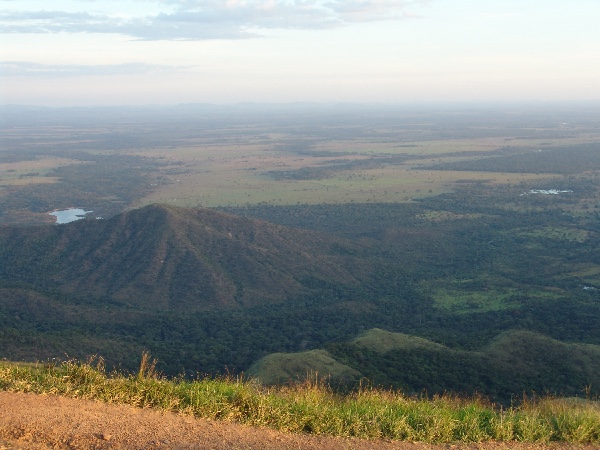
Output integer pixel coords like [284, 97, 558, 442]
[251, 329, 600, 402]
[350, 328, 446, 353]
[246, 349, 361, 385]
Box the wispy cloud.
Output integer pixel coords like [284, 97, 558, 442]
[0, 0, 429, 40]
[1, 61, 191, 77]
[324, 0, 428, 22]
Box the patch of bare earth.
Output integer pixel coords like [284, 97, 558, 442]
[0, 392, 593, 450]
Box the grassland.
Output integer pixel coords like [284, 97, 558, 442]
[416, 275, 564, 314]
[131, 143, 563, 208]
[312, 136, 600, 156]
[128, 124, 584, 209]
[132, 125, 596, 206]
[125, 127, 598, 210]
[426, 285, 564, 314]
[0, 157, 81, 187]
[3, 105, 600, 223]
[1, 357, 599, 444]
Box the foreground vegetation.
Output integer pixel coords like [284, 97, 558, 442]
[1, 356, 599, 444]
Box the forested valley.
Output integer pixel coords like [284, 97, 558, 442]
[1, 104, 600, 402]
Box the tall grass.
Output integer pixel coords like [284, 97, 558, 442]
[0, 357, 598, 444]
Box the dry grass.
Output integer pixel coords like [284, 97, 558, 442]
[0, 358, 598, 444]
[0, 158, 85, 187]
[128, 131, 568, 208]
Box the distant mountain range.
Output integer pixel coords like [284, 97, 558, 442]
[249, 328, 600, 402]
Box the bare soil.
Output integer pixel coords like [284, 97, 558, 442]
[0, 392, 595, 450]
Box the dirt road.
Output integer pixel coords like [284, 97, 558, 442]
[0, 392, 594, 449]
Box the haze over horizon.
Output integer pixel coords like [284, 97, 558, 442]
[2, 0, 599, 107]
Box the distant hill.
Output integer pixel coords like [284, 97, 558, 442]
[250, 329, 600, 402]
[0, 204, 366, 310]
[350, 328, 446, 353]
[246, 349, 361, 386]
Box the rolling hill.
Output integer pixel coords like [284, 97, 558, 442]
[249, 328, 600, 402]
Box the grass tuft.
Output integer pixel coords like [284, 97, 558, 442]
[0, 357, 598, 444]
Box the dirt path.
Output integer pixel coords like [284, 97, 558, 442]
[0, 392, 594, 450]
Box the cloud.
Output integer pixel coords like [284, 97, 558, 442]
[0, 61, 192, 77]
[324, 0, 429, 21]
[0, 0, 429, 40]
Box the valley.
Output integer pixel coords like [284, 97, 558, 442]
[1, 103, 600, 403]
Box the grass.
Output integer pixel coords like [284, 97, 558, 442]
[135, 155, 553, 208]
[430, 287, 521, 313]
[312, 137, 593, 156]
[1, 356, 599, 444]
[420, 277, 565, 314]
[0, 157, 82, 187]
[129, 135, 564, 209]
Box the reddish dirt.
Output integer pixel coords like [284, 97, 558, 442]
[0, 392, 595, 450]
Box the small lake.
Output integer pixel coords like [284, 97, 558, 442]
[49, 208, 93, 224]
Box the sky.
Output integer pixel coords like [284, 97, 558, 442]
[1, 0, 599, 106]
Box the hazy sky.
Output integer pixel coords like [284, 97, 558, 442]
[1, 0, 599, 106]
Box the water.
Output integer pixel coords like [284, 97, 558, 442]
[49, 208, 93, 224]
[520, 189, 573, 197]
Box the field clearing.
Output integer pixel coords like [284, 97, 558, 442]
[0, 176, 61, 186]
[396, 138, 521, 155]
[429, 287, 520, 313]
[134, 140, 564, 208]
[0, 157, 83, 174]
[517, 226, 590, 243]
[351, 329, 446, 353]
[419, 274, 570, 315]
[311, 140, 419, 155]
[0, 157, 84, 187]
[427, 286, 564, 314]
[134, 141, 561, 207]
[416, 211, 490, 221]
[136, 164, 452, 207]
[312, 136, 600, 156]
[567, 265, 600, 287]
[310, 138, 509, 156]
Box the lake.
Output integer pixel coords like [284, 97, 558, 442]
[49, 208, 93, 224]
